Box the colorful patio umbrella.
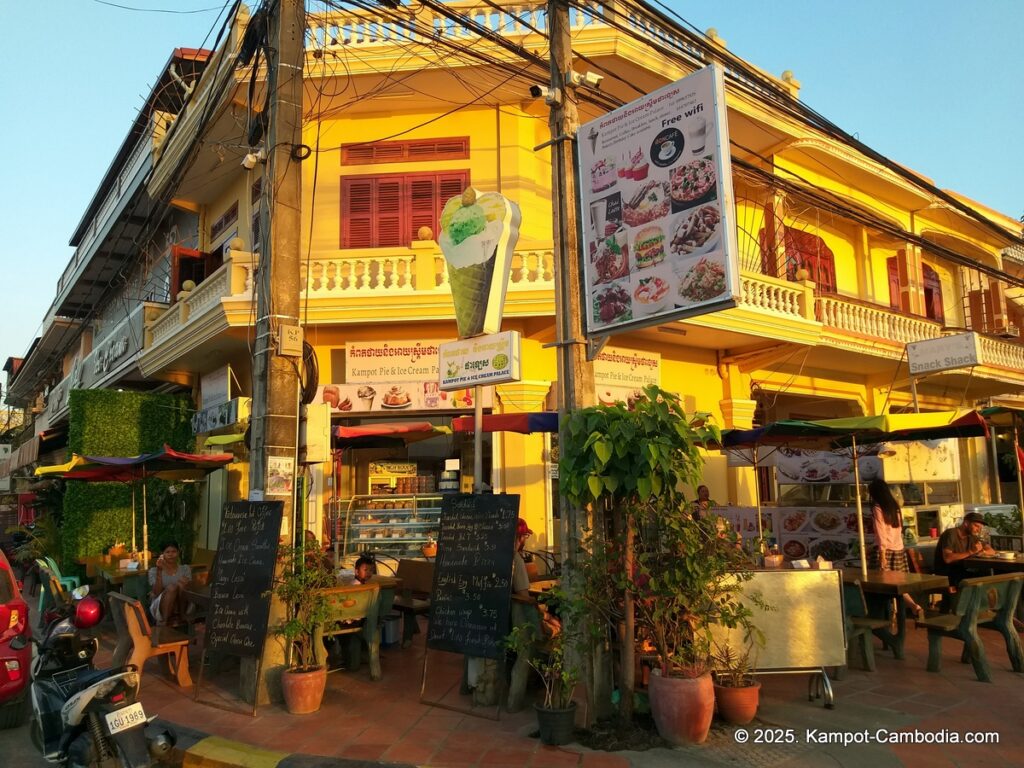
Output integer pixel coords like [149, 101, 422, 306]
[332, 421, 451, 449]
[35, 445, 233, 557]
[451, 412, 559, 434]
[722, 410, 989, 578]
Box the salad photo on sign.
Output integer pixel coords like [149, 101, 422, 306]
[578, 65, 739, 336]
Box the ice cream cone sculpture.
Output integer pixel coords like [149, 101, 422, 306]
[438, 187, 521, 338]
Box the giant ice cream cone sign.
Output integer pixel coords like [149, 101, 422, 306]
[439, 188, 521, 339]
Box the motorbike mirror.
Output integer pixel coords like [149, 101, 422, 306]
[71, 585, 90, 600]
[9, 635, 28, 651]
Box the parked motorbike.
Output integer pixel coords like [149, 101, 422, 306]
[11, 586, 175, 768]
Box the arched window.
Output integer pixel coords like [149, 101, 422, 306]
[886, 256, 944, 323]
[922, 264, 945, 324]
[758, 224, 836, 294]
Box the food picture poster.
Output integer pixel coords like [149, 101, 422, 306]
[315, 383, 489, 413]
[578, 64, 739, 336]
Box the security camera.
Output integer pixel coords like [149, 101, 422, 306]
[529, 85, 561, 106]
[241, 147, 267, 170]
[567, 71, 603, 89]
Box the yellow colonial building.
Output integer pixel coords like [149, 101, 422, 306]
[9, 2, 1024, 558]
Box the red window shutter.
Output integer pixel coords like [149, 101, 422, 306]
[408, 176, 438, 241]
[886, 258, 900, 310]
[438, 172, 468, 203]
[923, 264, 945, 324]
[375, 178, 404, 247]
[342, 177, 374, 248]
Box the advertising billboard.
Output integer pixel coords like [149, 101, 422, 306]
[578, 64, 739, 336]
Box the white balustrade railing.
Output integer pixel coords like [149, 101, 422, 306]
[979, 336, 1024, 372]
[301, 255, 417, 295]
[816, 296, 941, 345]
[148, 306, 180, 348]
[186, 264, 231, 316]
[738, 273, 807, 319]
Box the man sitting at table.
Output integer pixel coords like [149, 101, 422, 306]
[933, 512, 994, 602]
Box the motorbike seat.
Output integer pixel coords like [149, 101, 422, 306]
[69, 667, 121, 695]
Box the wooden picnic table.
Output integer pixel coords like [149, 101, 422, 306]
[964, 553, 1024, 572]
[841, 568, 949, 659]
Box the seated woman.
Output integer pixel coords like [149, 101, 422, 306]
[148, 541, 192, 627]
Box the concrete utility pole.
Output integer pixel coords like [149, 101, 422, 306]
[244, 0, 305, 706]
[545, 0, 608, 721]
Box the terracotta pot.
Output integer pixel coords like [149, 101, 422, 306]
[714, 681, 761, 725]
[281, 666, 327, 715]
[647, 669, 714, 745]
[534, 701, 577, 746]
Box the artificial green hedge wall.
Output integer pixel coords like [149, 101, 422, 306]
[63, 390, 197, 564]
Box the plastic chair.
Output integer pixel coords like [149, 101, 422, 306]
[44, 556, 80, 592]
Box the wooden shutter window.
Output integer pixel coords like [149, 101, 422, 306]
[886, 257, 901, 310]
[341, 137, 470, 165]
[922, 264, 945, 324]
[341, 170, 470, 248]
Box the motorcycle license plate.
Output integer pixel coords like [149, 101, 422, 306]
[105, 702, 146, 735]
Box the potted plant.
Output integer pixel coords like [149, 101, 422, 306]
[506, 584, 586, 742]
[712, 641, 761, 725]
[271, 544, 336, 714]
[562, 385, 758, 744]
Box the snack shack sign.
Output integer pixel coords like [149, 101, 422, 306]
[907, 332, 981, 376]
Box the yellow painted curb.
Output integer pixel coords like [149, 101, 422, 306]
[182, 735, 287, 768]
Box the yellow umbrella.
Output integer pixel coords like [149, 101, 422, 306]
[34, 454, 89, 476]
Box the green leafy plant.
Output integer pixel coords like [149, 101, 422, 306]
[712, 641, 758, 688]
[561, 385, 759, 722]
[983, 512, 1022, 537]
[6, 513, 62, 565]
[271, 545, 336, 671]
[505, 586, 583, 710]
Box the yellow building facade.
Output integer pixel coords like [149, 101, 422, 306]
[125, 3, 1024, 552]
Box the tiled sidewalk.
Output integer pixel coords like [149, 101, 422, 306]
[114, 616, 1024, 768]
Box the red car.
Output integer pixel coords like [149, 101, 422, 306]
[0, 548, 30, 728]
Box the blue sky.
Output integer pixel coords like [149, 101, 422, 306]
[1, 0, 1021, 366]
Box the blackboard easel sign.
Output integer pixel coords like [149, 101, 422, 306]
[426, 493, 520, 659]
[421, 493, 520, 719]
[194, 500, 282, 715]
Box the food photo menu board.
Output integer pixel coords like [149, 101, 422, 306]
[578, 64, 739, 336]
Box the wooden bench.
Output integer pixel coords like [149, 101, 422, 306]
[108, 592, 192, 688]
[842, 579, 889, 671]
[392, 559, 434, 648]
[313, 583, 382, 680]
[915, 573, 1024, 683]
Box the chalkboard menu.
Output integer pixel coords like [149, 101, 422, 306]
[427, 493, 520, 659]
[207, 501, 282, 657]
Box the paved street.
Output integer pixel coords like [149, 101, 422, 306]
[0, 719, 47, 767]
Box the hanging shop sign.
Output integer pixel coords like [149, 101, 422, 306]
[192, 397, 251, 435]
[437, 189, 522, 339]
[201, 365, 233, 409]
[345, 340, 444, 383]
[316, 383, 491, 414]
[438, 331, 521, 391]
[578, 64, 739, 337]
[593, 346, 660, 405]
[907, 332, 981, 376]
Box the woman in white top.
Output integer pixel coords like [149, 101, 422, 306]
[148, 541, 192, 626]
[868, 479, 922, 619]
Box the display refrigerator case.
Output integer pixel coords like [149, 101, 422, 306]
[337, 494, 443, 559]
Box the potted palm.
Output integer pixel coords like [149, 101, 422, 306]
[272, 544, 336, 714]
[562, 385, 758, 744]
[712, 641, 761, 725]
